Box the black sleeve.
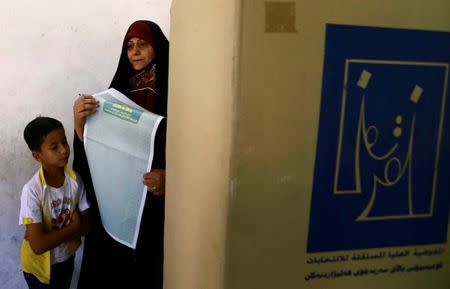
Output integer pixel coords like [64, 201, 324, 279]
[152, 118, 167, 170]
[72, 134, 101, 218]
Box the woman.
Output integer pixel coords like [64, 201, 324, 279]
[72, 20, 168, 289]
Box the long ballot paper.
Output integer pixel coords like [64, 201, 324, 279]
[83, 88, 164, 248]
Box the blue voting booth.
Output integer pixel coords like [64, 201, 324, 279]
[308, 24, 450, 252]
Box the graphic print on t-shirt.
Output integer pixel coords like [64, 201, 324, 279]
[50, 195, 72, 230]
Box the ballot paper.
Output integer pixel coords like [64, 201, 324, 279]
[83, 88, 163, 248]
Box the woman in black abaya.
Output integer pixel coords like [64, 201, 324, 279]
[72, 20, 168, 289]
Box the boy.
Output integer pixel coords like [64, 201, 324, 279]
[20, 116, 90, 289]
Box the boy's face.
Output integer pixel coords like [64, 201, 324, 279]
[32, 128, 70, 169]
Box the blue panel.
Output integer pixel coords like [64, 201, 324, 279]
[307, 24, 450, 252]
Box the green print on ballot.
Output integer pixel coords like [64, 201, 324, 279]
[103, 100, 143, 123]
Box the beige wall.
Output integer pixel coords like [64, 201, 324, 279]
[166, 1, 450, 289]
[226, 1, 450, 289]
[165, 1, 240, 289]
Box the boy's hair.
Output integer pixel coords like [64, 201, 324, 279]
[24, 116, 65, 151]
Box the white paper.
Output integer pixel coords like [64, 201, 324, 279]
[84, 88, 163, 248]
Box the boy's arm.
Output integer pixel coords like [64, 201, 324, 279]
[75, 209, 90, 238]
[25, 214, 81, 255]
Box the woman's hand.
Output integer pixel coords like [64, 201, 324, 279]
[143, 169, 165, 196]
[73, 94, 98, 141]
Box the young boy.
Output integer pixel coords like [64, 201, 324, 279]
[19, 116, 90, 289]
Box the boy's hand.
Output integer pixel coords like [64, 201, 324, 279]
[69, 208, 81, 232]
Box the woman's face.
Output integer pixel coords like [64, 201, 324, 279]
[127, 37, 155, 71]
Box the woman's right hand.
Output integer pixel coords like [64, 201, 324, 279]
[73, 94, 99, 141]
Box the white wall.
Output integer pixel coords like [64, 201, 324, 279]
[0, 1, 171, 288]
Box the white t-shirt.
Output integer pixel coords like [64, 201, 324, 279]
[19, 168, 90, 264]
